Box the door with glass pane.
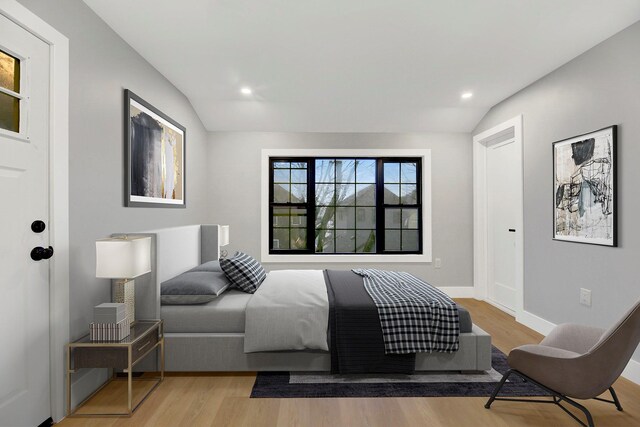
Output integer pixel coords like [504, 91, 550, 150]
[0, 12, 52, 426]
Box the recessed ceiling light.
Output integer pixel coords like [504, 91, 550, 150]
[461, 92, 473, 99]
[240, 87, 253, 95]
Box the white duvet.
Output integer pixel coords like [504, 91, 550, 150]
[244, 269, 329, 353]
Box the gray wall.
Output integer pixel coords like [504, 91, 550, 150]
[473, 21, 640, 362]
[18, 0, 211, 341]
[208, 132, 473, 288]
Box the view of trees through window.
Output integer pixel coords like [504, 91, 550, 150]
[270, 157, 422, 254]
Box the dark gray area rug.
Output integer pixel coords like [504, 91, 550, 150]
[251, 346, 548, 398]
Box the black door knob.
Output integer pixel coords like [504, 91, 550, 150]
[31, 220, 46, 233]
[31, 246, 54, 261]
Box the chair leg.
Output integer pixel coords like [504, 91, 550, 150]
[485, 369, 513, 409]
[556, 395, 595, 427]
[593, 386, 624, 412]
[609, 387, 623, 411]
[485, 369, 597, 427]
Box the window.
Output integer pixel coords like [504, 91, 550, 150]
[269, 156, 423, 255]
[271, 160, 309, 251]
[0, 49, 21, 133]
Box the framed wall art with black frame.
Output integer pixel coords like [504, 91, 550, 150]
[124, 89, 186, 208]
[553, 125, 617, 246]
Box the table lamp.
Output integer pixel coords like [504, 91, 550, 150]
[96, 235, 151, 324]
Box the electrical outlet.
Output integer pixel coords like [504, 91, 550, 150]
[580, 288, 592, 307]
[435, 258, 442, 269]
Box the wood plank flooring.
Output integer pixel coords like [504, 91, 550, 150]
[58, 299, 640, 426]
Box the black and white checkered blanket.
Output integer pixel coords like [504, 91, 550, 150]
[352, 269, 460, 355]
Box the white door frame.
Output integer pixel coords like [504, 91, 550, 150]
[473, 115, 524, 319]
[0, 0, 69, 422]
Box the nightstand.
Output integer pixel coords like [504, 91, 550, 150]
[66, 320, 164, 417]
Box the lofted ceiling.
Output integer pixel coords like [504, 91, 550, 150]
[83, 0, 640, 133]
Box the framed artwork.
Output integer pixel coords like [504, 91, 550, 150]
[553, 125, 617, 246]
[125, 89, 186, 208]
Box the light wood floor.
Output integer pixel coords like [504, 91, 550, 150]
[58, 299, 640, 426]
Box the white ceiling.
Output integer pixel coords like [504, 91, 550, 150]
[83, 0, 640, 133]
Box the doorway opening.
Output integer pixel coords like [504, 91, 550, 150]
[473, 115, 524, 319]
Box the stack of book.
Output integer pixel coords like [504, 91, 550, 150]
[90, 303, 130, 341]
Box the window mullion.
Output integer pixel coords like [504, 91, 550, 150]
[416, 158, 423, 252]
[333, 160, 337, 252]
[269, 159, 275, 254]
[308, 159, 316, 254]
[376, 159, 385, 254]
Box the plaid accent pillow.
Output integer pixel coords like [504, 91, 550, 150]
[219, 252, 267, 293]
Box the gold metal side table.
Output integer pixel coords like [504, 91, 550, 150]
[66, 319, 164, 417]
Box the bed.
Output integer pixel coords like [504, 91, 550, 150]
[126, 225, 491, 372]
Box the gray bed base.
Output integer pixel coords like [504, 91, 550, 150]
[125, 225, 492, 373]
[165, 326, 491, 372]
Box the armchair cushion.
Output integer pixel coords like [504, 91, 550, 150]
[509, 344, 581, 366]
[540, 323, 605, 355]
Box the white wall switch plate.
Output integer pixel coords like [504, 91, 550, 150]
[580, 288, 592, 307]
[435, 258, 442, 269]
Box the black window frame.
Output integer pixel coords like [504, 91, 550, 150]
[269, 158, 314, 254]
[269, 157, 423, 255]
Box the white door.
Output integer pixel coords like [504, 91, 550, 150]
[487, 139, 518, 313]
[0, 12, 52, 427]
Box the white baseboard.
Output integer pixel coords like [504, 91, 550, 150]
[622, 358, 640, 386]
[517, 309, 640, 385]
[516, 310, 556, 336]
[438, 286, 475, 298]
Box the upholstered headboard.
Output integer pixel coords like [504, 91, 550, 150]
[112, 224, 221, 320]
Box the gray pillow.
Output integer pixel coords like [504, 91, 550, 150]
[189, 260, 222, 273]
[161, 271, 230, 305]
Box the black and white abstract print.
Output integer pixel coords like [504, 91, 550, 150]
[553, 126, 616, 246]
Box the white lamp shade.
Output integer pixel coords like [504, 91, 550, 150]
[219, 225, 230, 247]
[96, 236, 151, 279]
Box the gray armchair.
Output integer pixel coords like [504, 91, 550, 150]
[485, 299, 640, 427]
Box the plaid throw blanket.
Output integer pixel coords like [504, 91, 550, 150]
[352, 269, 460, 355]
